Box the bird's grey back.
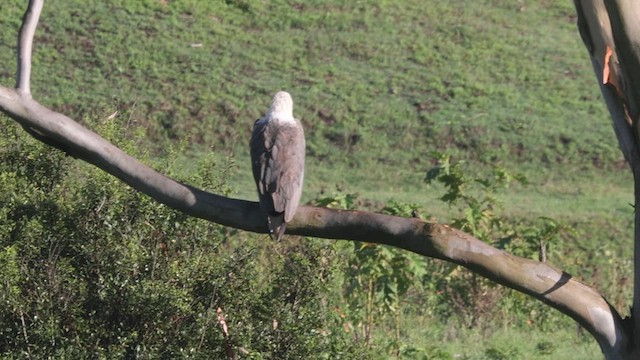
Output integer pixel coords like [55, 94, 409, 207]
[250, 116, 305, 224]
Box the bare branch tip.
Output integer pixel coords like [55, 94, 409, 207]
[16, 0, 45, 96]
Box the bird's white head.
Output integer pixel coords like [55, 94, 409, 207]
[267, 91, 294, 121]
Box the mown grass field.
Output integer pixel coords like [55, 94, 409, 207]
[0, 0, 632, 358]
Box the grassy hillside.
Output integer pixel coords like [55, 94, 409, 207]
[0, 0, 631, 358]
[1, 0, 631, 215]
[2, 0, 630, 200]
[2, 0, 632, 257]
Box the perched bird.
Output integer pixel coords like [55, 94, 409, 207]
[250, 91, 305, 240]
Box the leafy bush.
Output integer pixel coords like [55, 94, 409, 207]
[424, 152, 579, 332]
[0, 114, 595, 359]
[0, 117, 361, 359]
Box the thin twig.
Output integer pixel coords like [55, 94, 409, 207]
[19, 310, 31, 359]
[216, 307, 236, 359]
[16, 0, 44, 96]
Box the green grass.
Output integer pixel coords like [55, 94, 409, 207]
[399, 322, 600, 359]
[0, 0, 622, 175]
[438, 327, 600, 359]
[0, 0, 633, 358]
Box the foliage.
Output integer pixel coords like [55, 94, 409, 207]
[425, 152, 516, 328]
[309, 163, 590, 358]
[313, 191, 428, 356]
[0, 118, 361, 359]
[426, 151, 528, 241]
[424, 152, 576, 332]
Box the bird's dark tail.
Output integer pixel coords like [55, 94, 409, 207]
[267, 213, 286, 241]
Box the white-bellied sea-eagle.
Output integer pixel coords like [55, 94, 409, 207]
[250, 91, 305, 241]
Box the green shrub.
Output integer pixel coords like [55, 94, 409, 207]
[0, 117, 361, 359]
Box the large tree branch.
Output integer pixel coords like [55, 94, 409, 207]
[0, 86, 627, 355]
[0, 1, 630, 358]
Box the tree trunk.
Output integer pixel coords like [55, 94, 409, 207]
[574, 0, 640, 358]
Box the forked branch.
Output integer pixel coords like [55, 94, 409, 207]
[0, 1, 629, 358]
